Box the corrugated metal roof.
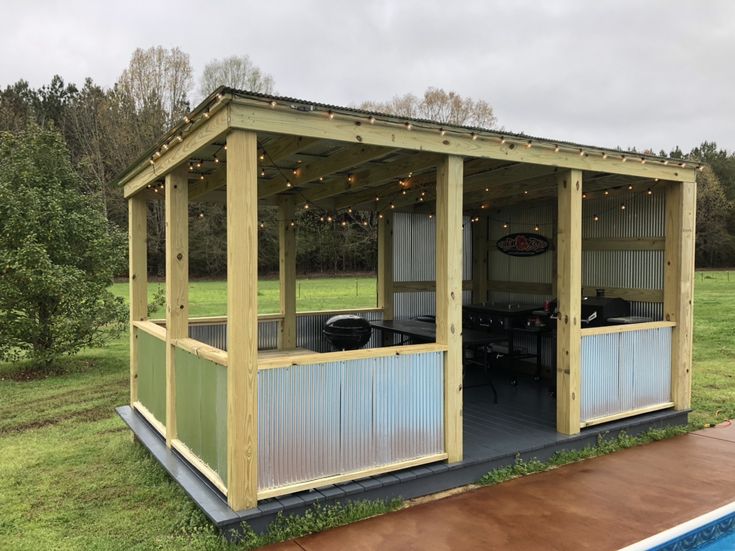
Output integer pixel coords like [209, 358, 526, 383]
[115, 85, 697, 187]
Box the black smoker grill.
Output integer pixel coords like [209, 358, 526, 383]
[549, 296, 631, 327]
[323, 315, 372, 351]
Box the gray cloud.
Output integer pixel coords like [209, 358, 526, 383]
[1, 0, 733, 152]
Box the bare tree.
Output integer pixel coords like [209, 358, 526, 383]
[117, 46, 193, 129]
[360, 87, 497, 128]
[199, 55, 276, 99]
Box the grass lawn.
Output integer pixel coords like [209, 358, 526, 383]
[1, 273, 733, 549]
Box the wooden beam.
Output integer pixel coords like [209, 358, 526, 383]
[278, 196, 297, 350]
[260, 144, 396, 199]
[664, 180, 696, 410]
[556, 169, 583, 435]
[124, 105, 230, 198]
[230, 100, 695, 182]
[394, 280, 472, 292]
[378, 211, 394, 320]
[435, 155, 464, 463]
[471, 217, 489, 303]
[129, 196, 148, 405]
[262, 135, 320, 163]
[189, 135, 320, 201]
[226, 129, 259, 511]
[164, 166, 189, 448]
[583, 237, 665, 251]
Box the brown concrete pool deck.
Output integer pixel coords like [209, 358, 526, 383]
[266, 423, 735, 550]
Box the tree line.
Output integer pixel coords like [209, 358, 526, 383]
[1, 45, 734, 275]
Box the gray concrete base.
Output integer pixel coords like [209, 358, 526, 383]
[116, 404, 688, 537]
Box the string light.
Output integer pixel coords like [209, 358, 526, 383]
[213, 155, 219, 163]
[593, 214, 600, 222]
[286, 180, 292, 188]
[628, 184, 633, 191]
[304, 203, 310, 210]
[582, 192, 587, 199]
[620, 204, 626, 211]
[647, 188, 653, 196]
[534, 225, 540, 232]
[502, 223, 509, 229]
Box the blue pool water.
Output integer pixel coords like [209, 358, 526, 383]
[650, 510, 735, 550]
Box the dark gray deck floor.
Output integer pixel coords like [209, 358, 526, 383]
[118, 376, 688, 536]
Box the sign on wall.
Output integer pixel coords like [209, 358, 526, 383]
[496, 233, 550, 257]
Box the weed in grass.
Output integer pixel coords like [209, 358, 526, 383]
[230, 499, 404, 550]
[478, 426, 688, 486]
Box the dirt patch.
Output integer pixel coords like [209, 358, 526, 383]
[0, 404, 115, 435]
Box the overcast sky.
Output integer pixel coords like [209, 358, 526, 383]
[2, 0, 733, 152]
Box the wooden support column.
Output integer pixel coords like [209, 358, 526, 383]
[226, 129, 259, 510]
[471, 217, 488, 303]
[378, 211, 394, 320]
[436, 155, 464, 462]
[129, 196, 148, 405]
[664, 180, 696, 410]
[556, 169, 582, 435]
[278, 196, 297, 350]
[165, 166, 189, 447]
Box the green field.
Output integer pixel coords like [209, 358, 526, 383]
[1, 273, 733, 549]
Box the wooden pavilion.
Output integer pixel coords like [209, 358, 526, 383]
[117, 87, 697, 530]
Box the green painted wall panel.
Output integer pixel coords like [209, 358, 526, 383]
[174, 348, 228, 485]
[136, 329, 167, 425]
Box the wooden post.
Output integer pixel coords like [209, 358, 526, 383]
[226, 129, 259, 511]
[471, 217, 488, 303]
[436, 155, 464, 462]
[378, 211, 394, 320]
[278, 196, 297, 350]
[129, 196, 148, 405]
[664, 180, 696, 410]
[165, 167, 189, 447]
[556, 169, 582, 435]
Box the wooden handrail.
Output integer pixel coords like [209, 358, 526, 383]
[258, 342, 447, 370]
[132, 320, 166, 340]
[581, 320, 675, 337]
[173, 337, 228, 366]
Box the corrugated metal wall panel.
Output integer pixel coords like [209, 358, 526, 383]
[136, 328, 167, 425]
[189, 323, 228, 351]
[582, 191, 665, 238]
[581, 327, 672, 423]
[174, 347, 228, 484]
[258, 363, 342, 490]
[393, 213, 471, 282]
[581, 333, 621, 421]
[257, 351, 444, 492]
[487, 203, 554, 293]
[393, 290, 472, 320]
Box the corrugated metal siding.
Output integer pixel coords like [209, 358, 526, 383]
[136, 328, 167, 425]
[582, 190, 665, 238]
[581, 327, 672, 422]
[393, 213, 471, 282]
[257, 351, 444, 492]
[487, 202, 554, 304]
[393, 290, 472, 320]
[174, 348, 228, 484]
[189, 323, 228, 351]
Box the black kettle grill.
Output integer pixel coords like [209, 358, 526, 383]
[322, 315, 372, 351]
